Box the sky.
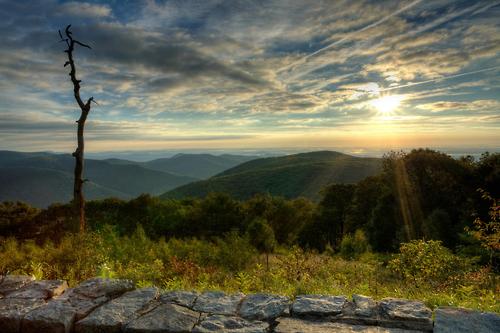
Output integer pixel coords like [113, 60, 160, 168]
[0, 0, 499, 155]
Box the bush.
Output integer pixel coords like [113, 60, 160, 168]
[339, 230, 371, 260]
[388, 240, 471, 288]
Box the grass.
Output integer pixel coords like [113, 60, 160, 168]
[1, 228, 498, 313]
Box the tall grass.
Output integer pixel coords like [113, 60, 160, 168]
[0, 227, 498, 313]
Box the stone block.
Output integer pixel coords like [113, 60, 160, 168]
[125, 303, 200, 333]
[72, 277, 135, 299]
[379, 298, 432, 331]
[0, 275, 34, 297]
[291, 295, 346, 317]
[238, 293, 290, 321]
[160, 290, 198, 308]
[75, 287, 158, 333]
[6, 280, 68, 300]
[275, 317, 425, 333]
[434, 306, 500, 333]
[0, 298, 45, 333]
[21, 299, 76, 333]
[193, 314, 269, 333]
[193, 291, 245, 316]
[353, 295, 377, 317]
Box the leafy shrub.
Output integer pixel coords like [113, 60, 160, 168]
[246, 218, 276, 254]
[388, 240, 471, 288]
[339, 229, 371, 260]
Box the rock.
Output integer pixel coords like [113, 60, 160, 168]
[193, 314, 269, 333]
[0, 298, 45, 333]
[21, 299, 76, 333]
[125, 303, 200, 333]
[160, 290, 198, 308]
[6, 280, 68, 300]
[353, 295, 377, 317]
[275, 317, 423, 333]
[238, 293, 290, 321]
[193, 291, 245, 315]
[75, 287, 159, 333]
[73, 277, 135, 299]
[291, 295, 346, 317]
[434, 307, 500, 333]
[379, 298, 432, 331]
[0, 275, 34, 296]
[19, 277, 136, 332]
[58, 289, 109, 321]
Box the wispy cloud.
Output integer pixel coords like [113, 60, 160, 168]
[0, 0, 499, 152]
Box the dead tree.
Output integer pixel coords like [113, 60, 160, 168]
[59, 25, 94, 233]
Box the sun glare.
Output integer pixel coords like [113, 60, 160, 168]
[371, 95, 403, 115]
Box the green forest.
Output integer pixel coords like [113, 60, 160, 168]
[1, 149, 499, 312]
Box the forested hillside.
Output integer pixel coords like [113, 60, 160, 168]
[0, 151, 255, 207]
[164, 151, 382, 201]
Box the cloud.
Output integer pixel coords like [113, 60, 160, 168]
[56, 2, 112, 18]
[0, 0, 499, 151]
[416, 99, 500, 112]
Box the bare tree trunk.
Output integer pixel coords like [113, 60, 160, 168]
[73, 110, 88, 233]
[60, 25, 93, 233]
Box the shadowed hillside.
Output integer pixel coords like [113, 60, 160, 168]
[0, 151, 197, 207]
[163, 151, 382, 201]
[0, 167, 128, 207]
[104, 153, 257, 179]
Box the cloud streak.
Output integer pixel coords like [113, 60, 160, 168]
[0, 0, 499, 152]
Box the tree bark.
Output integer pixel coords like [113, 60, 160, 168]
[61, 25, 93, 233]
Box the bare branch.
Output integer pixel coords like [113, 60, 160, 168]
[65, 24, 72, 36]
[75, 40, 92, 49]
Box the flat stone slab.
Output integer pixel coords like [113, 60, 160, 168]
[239, 293, 290, 321]
[193, 291, 245, 315]
[193, 314, 269, 333]
[160, 290, 199, 308]
[379, 298, 432, 331]
[434, 307, 500, 333]
[73, 277, 135, 299]
[353, 295, 377, 317]
[75, 287, 159, 333]
[275, 317, 425, 333]
[0, 275, 34, 296]
[379, 298, 431, 322]
[292, 295, 346, 317]
[21, 299, 76, 333]
[6, 280, 68, 300]
[125, 303, 200, 332]
[0, 298, 45, 333]
[19, 277, 137, 333]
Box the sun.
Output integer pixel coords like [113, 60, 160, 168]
[370, 95, 403, 116]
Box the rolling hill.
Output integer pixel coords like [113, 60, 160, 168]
[104, 153, 257, 179]
[0, 167, 128, 208]
[0, 151, 197, 207]
[162, 151, 382, 201]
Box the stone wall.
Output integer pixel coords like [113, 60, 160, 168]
[0, 275, 498, 333]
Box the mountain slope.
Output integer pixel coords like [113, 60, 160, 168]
[141, 153, 257, 179]
[162, 151, 382, 201]
[0, 167, 129, 207]
[0, 151, 197, 207]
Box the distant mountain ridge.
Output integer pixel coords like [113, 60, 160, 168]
[0, 151, 257, 207]
[162, 151, 382, 201]
[103, 153, 257, 178]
